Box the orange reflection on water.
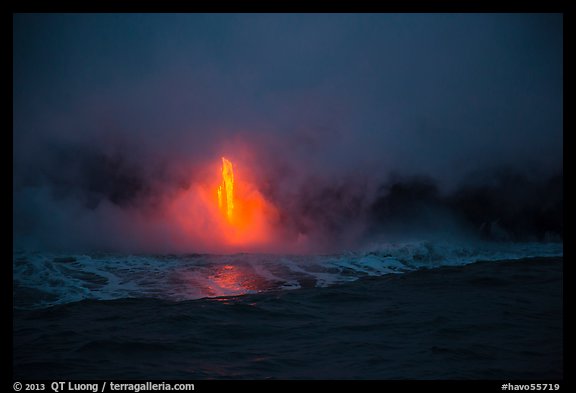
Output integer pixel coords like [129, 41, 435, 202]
[211, 264, 245, 293]
[204, 264, 268, 298]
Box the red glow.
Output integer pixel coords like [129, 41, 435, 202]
[167, 153, 279, 253]
[210, 264, 247, 293]
[181, 263, 270, 299]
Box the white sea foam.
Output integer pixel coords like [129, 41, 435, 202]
[13, 241, 563, 309]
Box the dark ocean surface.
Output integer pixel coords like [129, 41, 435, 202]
[13, 251, 562, 379]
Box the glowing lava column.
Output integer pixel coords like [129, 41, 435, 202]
[219, 157, 235, 222]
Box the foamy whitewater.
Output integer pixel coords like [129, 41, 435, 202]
[13, 241, 563, 310]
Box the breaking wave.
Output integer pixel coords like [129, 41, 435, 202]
[13, 241, 562, 309]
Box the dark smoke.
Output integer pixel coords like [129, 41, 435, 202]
[447, 169, 563, 242]
[13, 137, 563, 253]
[365, 170, 563, 243]
[269, 174, 371, 250]
[13, 14, 562, 253]
[44, 145, 151, 209]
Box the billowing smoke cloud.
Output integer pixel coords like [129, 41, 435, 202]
[366, 170, 563, 242]
[13, 13, 563, 253]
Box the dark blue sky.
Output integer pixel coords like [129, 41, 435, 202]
[13, 13, 563, 251]
[14, 14, 562, 180]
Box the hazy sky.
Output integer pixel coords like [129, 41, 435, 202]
[13, 13, 563, 252]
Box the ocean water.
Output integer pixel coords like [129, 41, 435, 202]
[13, 241, 563, 379]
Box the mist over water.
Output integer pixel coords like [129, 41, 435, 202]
[13, 14, 563, 380]
[12, 141, 563, 253]
[13, 13, 562, 254]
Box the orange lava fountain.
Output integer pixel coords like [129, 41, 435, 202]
[169, 154, 279, 253]
[219, 157, 235, 222]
